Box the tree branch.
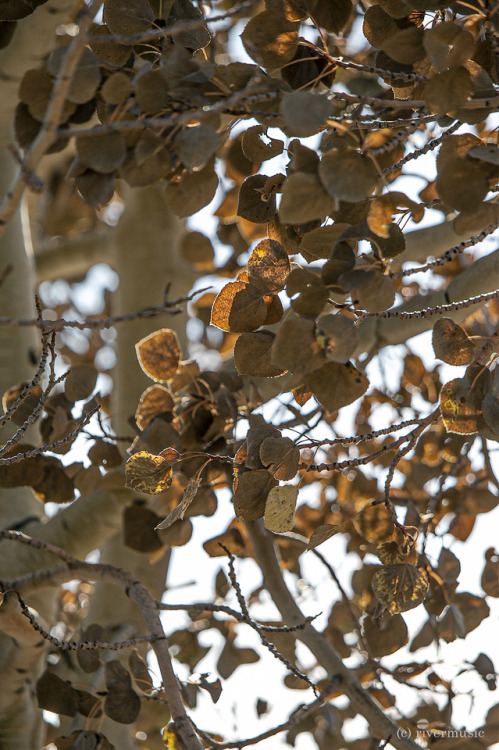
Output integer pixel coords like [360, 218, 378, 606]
[355, 248, 499, 355]
[0, 0, 104, 234]
[0, 531, 204, 750]
[245, 521, 424, 750]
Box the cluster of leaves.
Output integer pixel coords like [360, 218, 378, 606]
[2, 0, 499, 747]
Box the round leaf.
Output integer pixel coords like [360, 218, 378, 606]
[135, 329, 181, 382]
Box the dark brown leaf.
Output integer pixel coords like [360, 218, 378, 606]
[234, 330, 286, 378]
[104, 660, 140, 724]
[165, 161, 219, 218]
[238, 174, 277, 223]
[241, 9, 298, 70]
[304, 361, 369, 412]
[432, 318, 476, 366]
[280, 91, 330, 137]
[232, 469, 277, 521]
[319, 149, 379, 203]
[260, 436, 299, 481]
[123, 503, 164, 552]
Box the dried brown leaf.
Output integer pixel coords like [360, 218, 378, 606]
[432, 318, 476, 366]
[372, 564, 429, 614]
[319, 149, 379, 203]
[305, 361, 369, 413]
[136, 329, 181, 382]
[125, 451, 173, 495]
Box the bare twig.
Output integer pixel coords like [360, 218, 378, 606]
[383, 121, 460, 176]
[0, 287, 210, 331]
[219, 544, 320, 696]
[359, 289, 499, 319]
[0, 404, 100, 464]
[157, 600, 314, 632]
[244, 521, 422, 750]
[299, 409, 440, 472]
[204, 676, 340, 749]
[14, 590, 164, 651]
[390, 224, 499, 278]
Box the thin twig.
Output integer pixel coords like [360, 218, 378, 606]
[298, 414, 432, 449]
[14, 590, 164, 651]
[205, 676, 340, 749]
[383, 121, 460, 176]
[359, 290, 499, 320]
[0, 288, 210, 331]
[299, 409, 440, 472]
[0, 404, 100, 464]
[220, 544, 320, 696]
[390, 224, 499, 278]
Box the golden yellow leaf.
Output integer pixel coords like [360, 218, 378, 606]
[135, 329, 181, 382]
[372, 564, 429, 614]
[125, 451, 173, 495]
[264, 485, 298, 533]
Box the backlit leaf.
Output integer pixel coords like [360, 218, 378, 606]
[247, 239, 290, 294]
[125, 451, 173, 495]
[136, 329, 181, 382]
[135, 384, 174, 430]
[440, 378, 479, 435]
[372, 564, 429, 614]
[264, 485, 298, 532]
[210, 282, 267, 333]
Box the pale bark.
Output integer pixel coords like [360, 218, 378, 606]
[246, 521, 423, 750]
[355, 248, 499, 356]
[70, 183, 192, 748]
[0, 0, 74, 145]
[0, 153, 48, 750]
[391, 217, 492, 271]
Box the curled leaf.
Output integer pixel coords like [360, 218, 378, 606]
[125, 451, 173, 495]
